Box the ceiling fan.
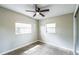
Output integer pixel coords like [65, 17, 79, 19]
[25, 4, 49, 17]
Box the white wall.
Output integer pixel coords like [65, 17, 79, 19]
[0, 7, 38, 53]
[0, 6, 74, 53]
[39, 13, 73, 50]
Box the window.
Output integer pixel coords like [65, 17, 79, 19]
[46, 23, 56, 33]
[15, 23, 32, 34]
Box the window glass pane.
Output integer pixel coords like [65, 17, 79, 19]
[16, 23, 27, 27]
[47, 27, 55, 33]
[47, 23, 56, 27]
[15, 23, 32, 34]
[46, 23, 56, 33]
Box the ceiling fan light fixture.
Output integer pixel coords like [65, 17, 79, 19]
[36, 12, 39, 15]
[26, 4, 49, 17]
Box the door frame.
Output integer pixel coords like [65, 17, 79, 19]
[73, 4, 79, 55]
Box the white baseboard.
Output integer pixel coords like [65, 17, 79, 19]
[0, 41, 37, 55]
[0, 40, 74, 55]
[41, 41, 73, 52]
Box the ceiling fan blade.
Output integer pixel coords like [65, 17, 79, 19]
[26, 10, 35, 12]
[40, 9, 49, 12]
[39, 13, 45, 17]
[33, 13, 36, 17]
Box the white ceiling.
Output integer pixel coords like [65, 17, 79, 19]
[0, 4, 76, 20]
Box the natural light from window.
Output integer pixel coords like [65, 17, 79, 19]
[15, 23, 32, 34]
[46, 23, 56, 33]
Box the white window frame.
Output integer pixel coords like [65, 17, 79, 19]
[15, 23, 32, 34]
[46, 23, 56, 33]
